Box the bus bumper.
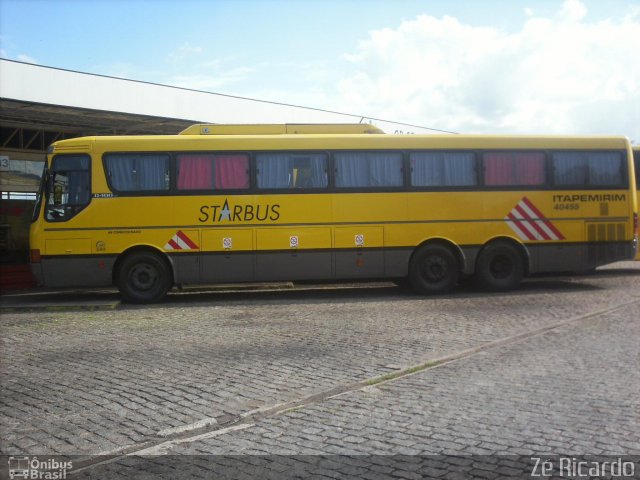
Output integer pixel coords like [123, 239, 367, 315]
[30, 262, 44, 286]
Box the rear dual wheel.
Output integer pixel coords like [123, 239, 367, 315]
[408, 244, 459, 294]
[475, 242, 525, 291]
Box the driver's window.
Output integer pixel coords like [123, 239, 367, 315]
[46, 155, 90, 221]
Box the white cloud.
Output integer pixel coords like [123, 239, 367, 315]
[16, 54, 38, 64]
[336, 0, 640, 139]
[167, 42, 203, 63]
[558, 0, 588, 22]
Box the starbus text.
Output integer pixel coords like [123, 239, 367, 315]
[198, 200, 280, 223]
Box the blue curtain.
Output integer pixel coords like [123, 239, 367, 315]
[305, 155, 328, 188]
[553, 152, 621, 186]
[105, 154, 169, 191]
[553, 153, 588, 185]
[257, 154, 291, 188]
[589, 152, 622, 185]
[335, 152, 402, 187]
[257, 153, 328, 188]
[410, 152, 476, 186]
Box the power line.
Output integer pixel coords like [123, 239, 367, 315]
[2, 58, 458, 135]
[358, 116, 458, 134]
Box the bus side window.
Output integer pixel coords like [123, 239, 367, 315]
[553, 152, 623, 186]
[104, 154, 170, 192]
[410, 152, 476, 187]
[483, 152, 545, 186]
[176, 153, 250, 191]
[257, 153, 327, 189]
[291, 156, 325, 188]
[335, 152, 403, 188]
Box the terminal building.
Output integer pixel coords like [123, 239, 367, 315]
[0, 58, 400, 285]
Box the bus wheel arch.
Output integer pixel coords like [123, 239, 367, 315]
[114, 247, 174, 303]
[475, 238, 528, 291]
[408, 239, 463, 294]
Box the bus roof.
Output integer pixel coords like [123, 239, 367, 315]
[178, 123, 385, 135]
[50, 132, 632, 155]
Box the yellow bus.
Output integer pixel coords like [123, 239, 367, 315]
[634, 145, 640, 259]
[29, 124, 638, 303]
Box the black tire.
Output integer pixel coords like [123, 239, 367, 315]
[117, 252, 171, 303]
[475, 242, 525, 291]
[408, 244, 459, 294]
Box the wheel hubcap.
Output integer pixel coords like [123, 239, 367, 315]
[130, 263, 157, 291]
[490, 255, 512, 279]
[424, 255, 447, 281]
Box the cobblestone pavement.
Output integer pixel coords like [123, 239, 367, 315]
[1, 263, 639, 476]
[76, 301, 640, 479]
[159, 302, 640, 456]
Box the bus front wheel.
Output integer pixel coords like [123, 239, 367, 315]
[409, 244, 459, 294]
[475, 242, 524, 291]
[117, 252, 172, 303]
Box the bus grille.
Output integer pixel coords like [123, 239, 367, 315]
[586, 222, 627, 264]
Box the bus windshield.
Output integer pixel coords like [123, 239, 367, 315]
[31, 163, 48, 223]
[44, 155, 91, 221]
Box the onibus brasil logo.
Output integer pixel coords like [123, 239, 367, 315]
[8, 456, 72, 479]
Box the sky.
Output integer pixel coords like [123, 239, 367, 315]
[1, 0, 639, 139]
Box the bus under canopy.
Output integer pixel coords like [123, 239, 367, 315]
[30, 126, 638, 303]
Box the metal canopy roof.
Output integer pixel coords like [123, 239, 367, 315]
[0, 98, 199, 137]
[0, 98, 199, 193]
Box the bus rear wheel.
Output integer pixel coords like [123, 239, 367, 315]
[475, 242, 524, 291]
[409, 244, 459, 294]
[117, 252, 171, 303]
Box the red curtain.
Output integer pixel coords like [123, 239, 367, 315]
[177, 154, 249, 190]
[215, 155, 249, 189]
[484, 153, 512, 185]
[484, 152, 545, 185]
[177, 155, 213, 189]
[514, 153, 545, 185]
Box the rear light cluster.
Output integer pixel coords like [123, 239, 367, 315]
[30, 249, 41, 263]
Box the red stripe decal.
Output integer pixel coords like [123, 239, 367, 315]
[507, 212, 536, 240]
[168, 239, 180, 250]
[176, 230, 199, 249]
[520, 197, 565, 240]
[520, 196, 544, 218]
[514, 205, 551, 240]
[544, 220, 564, 240]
